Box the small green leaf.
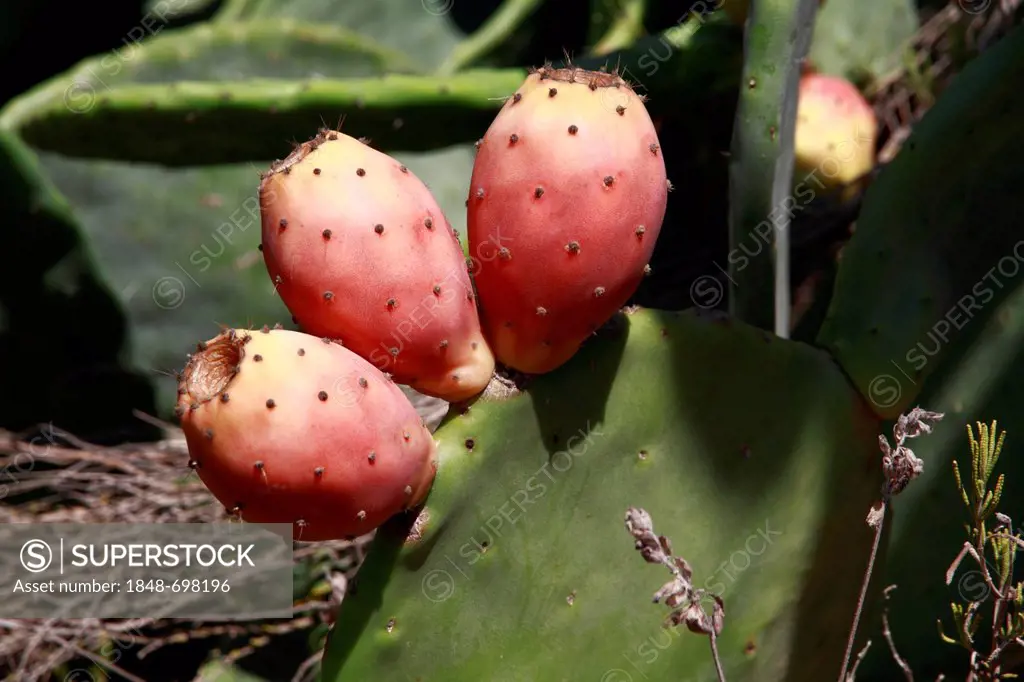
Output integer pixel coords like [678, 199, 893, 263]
[954, 460, 972, 508]
[982, 474, 1006, 519]
[937, 618, 961, 646]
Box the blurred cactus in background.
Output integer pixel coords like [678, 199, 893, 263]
[0, 0, 1023, 680]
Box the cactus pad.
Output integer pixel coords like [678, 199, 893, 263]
[817, 23, 1024, 419]
[322, 307, 884, 682]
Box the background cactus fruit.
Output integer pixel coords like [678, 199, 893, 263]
[175, 327, 438, 542]
[259, 129, 495, 402]
[793, 72, 878, 196]
[466, 66, 668, 374]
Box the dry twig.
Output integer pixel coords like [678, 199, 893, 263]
[624, 506, 727, 681]
[838, 407, 944, 682]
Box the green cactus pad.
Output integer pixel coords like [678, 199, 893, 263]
[808, 0, 918, 83]
[322, 307, 884, 682]
[0, 21, 739, 165]
[816, 22, 1024, 420]
[1, 69, 526, 165]
[728, 0, 819, 333]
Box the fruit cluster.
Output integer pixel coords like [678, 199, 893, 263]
[175, 65, 669, 541]
[174, 65, 875, 542]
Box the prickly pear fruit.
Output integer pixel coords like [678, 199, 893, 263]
[175, 327, 438, 542]
[259, 129, 495, 402]
[793, 72, 877, 197]
[466, 66, 668, 374]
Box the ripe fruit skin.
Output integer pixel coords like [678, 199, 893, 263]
[794, 73, 878, 196]
[176, 327, 437, 542]
[259, 129, 494, 402]
[467, 66, 668, 374]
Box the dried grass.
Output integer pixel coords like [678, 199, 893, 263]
[869, 0, 1022, 163]
[0, 420, 372, 682]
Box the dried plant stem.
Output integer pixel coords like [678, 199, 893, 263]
[624, 507, 727, 680]
[709, 633, 726, 682]
[840, 407, 943, 681]
[849, 639, 872, 680]
[838, 502, 887, 682]
[881, 585, 914, 682]
[946, 542, 1003, 603]
[291, 650, 323, 682]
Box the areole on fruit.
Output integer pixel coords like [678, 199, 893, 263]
[467, 65, 668, 374]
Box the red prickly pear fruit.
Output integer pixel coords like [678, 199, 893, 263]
[176, 327, 437, 542]
[794, 73, 877, 199]
[466, 66, 668, 374]
[259, 129, 495, 402]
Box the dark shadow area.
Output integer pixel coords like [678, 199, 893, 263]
[0, 0, 224, 109]
[321, 510, 421, 681]
[54, 619, 316, 682]
[0, 0, 223, 444]
[0, 133, 160, 445]
[529, 310, 630, 462]
[781, 394, 888, 682]
[235, 627, 320, 682]
[659, 309, 803, 496]
[447, 0, 697, 71]
[450, 0, 592, 68]
[630, 93, 735, 312]
[627, 78, 856, 320]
